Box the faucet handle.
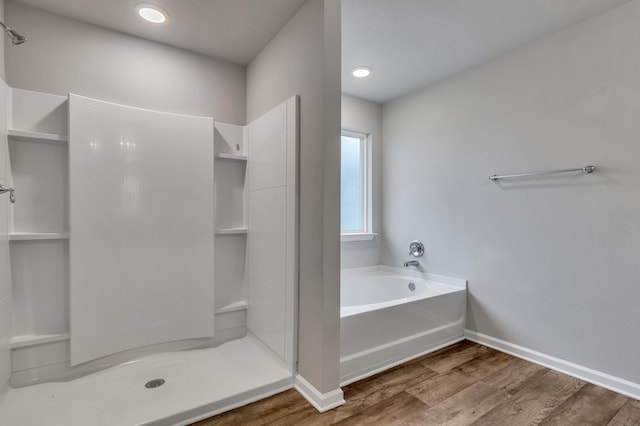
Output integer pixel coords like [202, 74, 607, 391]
[409, 241, 424, 257]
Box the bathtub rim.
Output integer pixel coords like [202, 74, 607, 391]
[341, 265, 467, 289]
[340, 265, 467, 318]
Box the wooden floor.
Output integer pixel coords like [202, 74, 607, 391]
[192, 340, 640, 425]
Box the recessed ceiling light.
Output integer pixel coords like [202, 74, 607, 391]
[352, 66, 372, 78]
[136, 4, 168, 24]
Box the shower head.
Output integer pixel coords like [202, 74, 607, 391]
[6, 28, 27, 45]
[0, 20, 27, 45]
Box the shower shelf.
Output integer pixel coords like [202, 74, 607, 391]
[8, 129, 68, 143]
[215, 301, 248, 314]
[215, 227, 248, 235]
[9, 232, 69, 241]
[10, 333, 70, 349]
[215, 153, 247, 161]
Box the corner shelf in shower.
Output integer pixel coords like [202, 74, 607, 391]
[10, 332, 70, 349]
[215, 153, 247, 161]
[9, 232, 69, 241]
[8, 129, 68, 143]
[215, 227, 248, 235]
[215, 301, 248, 314]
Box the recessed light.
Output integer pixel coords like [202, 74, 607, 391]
[352, 66, 372, 78]
[136, 4, 168, 24]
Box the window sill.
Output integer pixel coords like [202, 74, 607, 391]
[341, 233, 378, 242]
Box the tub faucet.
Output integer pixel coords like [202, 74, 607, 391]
[404, 260, 419, 267]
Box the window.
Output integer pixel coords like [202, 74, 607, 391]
[341, 130, 373, 240]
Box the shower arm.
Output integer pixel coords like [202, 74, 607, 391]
[0, 20, 11, 33]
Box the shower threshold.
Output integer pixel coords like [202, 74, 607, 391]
[0, 334, 293, 426]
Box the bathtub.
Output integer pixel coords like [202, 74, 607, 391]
[340, 265, 466, 385]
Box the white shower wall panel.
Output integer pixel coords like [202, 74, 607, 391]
[247, 104, 287, 191]
[247, 272, 286, 357]
[247, 158, 287, 359]
[214, 122, 245, 156]
[214, 236, 246, 308]
[68, 94, 215, 366]
[0, 79, 12, 391]
[246, 97, 298, 365]
[10, 240, 68, 335]
[0, 85, 9, 181]
[8, 139, 67, 233]
[248, 187, 286, 284]
[214, 159, 246, 231]
[0, 298, 10, 392]
[9, 89, 68, 136]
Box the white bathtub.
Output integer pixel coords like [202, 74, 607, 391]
[340, 265, 466, 385]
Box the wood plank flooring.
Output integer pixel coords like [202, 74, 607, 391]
[192, 340, 639, 425]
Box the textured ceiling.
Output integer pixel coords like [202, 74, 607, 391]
[342, 0, 633, 103]
[8, 0, 308, 65]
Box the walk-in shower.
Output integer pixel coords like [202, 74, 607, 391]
[0, 87, 300, 425]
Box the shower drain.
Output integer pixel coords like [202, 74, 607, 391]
[145, 379, 166, 389]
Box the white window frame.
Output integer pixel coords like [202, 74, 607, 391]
[340, 129, 375, 242]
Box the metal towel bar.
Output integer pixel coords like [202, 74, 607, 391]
[489, 165, 595, 181]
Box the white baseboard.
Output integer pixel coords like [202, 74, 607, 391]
[465, 329, 640, 400]
[294, 374, 345, 413]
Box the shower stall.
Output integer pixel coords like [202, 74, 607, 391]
[0, 87, 300, 425]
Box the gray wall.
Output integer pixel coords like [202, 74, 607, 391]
[341, 94, 383, 268]
[247, 0, 342, 394]
[382, 1, 640, 383]
[5, 1, 245, 124]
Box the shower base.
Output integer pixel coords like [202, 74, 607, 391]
[0, 334, 293, 426]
